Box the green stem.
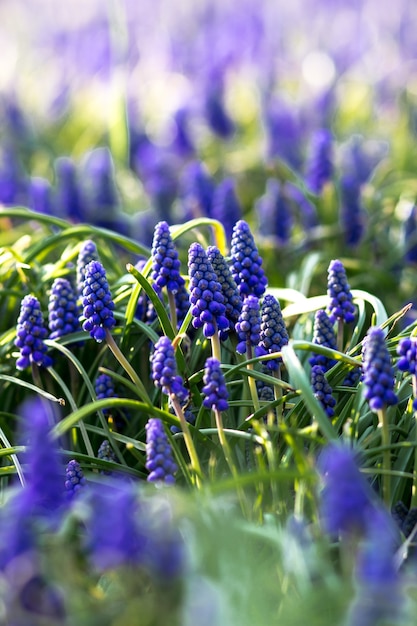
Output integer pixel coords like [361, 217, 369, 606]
[273, 367, 283, 424]
[378, 407, 391, 506]
[167, 291, 178, 332]
[105, 330, 151, 404]
[246, 344, 260, 413]
[170, 395, 203, 488]
[210, 323, 222, 362]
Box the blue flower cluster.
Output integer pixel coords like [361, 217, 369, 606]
[206, 245, 242, 335]
[397, 336, 417, 376]
[48, 277, 81, 339]
[327, 259, 355, 324]
[202, 357, 229, 412]
[76, 239, 99, 295]
[318, 443, 373, 537]
[151, 221, 185, 294]
[305, 128, 334, 195]
[15, 295, 53, 370]
[81, 260, 116, 342]
[188, 242, 229, 338]
[65, 460, 86, 498]
[362, 327, 398, 412]
[311, 365, 336, 418]
[257, 294, 289, 370]
[151, 336, 189, 402]
[309, 309, 337, 370]
[145, 418, 178, 483]
[235, 295, 261, 355]
[230, 220, 268, 299]
[97, 440, 117, 475]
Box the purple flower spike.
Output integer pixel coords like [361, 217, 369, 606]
[146, 418, 177, 484]
[48, 278, 81, 339]
[326, 259, 355, 324]
[188, 242, 229, 339]
[339, 175, 366, 248]
[257, 294, 289, 370]
[97, 439, 117, 475]
[206, 245, 242, 337]
[362, 327, 398, 412]
[235, 295, 261, 355]
[311, 365, 336, 418]
[95, 373, 118, 417]
[76, 240, 100, 295]
[256, 179, 293, 244]
[151, 221, 185, 294]
[65, 459, 86, 498]
[318, 443, 374, 537]
[397, 336, 417, 375]
[211, 178, 242, 241]
[151, 336, 189, 403]
[305, 129, 334, 195]
[202, 357, 229, 412]
[180, 161, 215, 221]
[309, 309, 337, 371]
[230, 220, 268, 299]
[15, 295, 53, 370]
[81, 260, 116, 343]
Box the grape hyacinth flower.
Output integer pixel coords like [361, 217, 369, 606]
[174, 280, 191, 329]
[311, 366, 336, 418]
[188, 242, 229, 339]
[48, 278, 81, 340]
[256, 179, 293, 245]
[305, 129, 334, 195]
[97, 439, 117, 475]
[326, 259, 356, 324]
[202, 357, 229, 412]
[211, 178, 242, 241]
[397, 335, 417, 410]
[318, 443, 374, 537]
[65, 460, 86, 498]
[236, 295, 261, 355]
[76, 239, 100, 295]
[145, 418, 177, 484]
[263, 99, 303, 171]
[404, 203, 417, 264]
[151, 336, 189, 403]
[206, 245, 242, 337]
[309, 309, 337, 371]
[339, 175, 366, 248]
[347, 509, 404, 626]
[54, 156, 85, 222]
[180, 160, 215, 221]
[95, 374, 116, 405]
[257, 294, 289, 371]
[81, 260, 116, 342]
[15, 295, 53, 370]
[362, 327, 398, 412]
[230, 220, 268, 299]
[151, 221, 185, 294]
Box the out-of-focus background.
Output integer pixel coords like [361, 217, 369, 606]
[2, 0, 417, 312]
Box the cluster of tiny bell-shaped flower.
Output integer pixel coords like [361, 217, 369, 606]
[206, 245, 242, 336]
[188, 242, 229, 338]
[309, 309, 337, 371]
[397, 335, 417, 410]
[311, 365, 336, 418]
[65, 460, 86, 498]
[202, 357, 229, 412]
[257, 294, 289, 370]
[230, 219, 268, 299]
[151, 221, 185, 294]
[362, 327, 398, 412]
[235, 295, 261, 355]
[81, 260, 116, 342]
[145, 418, 177, 484]
[48, 277, 81, 339]
[327, 259, 356, 324]
[15, 294, 53, 370]
[151, 336, 189, 403]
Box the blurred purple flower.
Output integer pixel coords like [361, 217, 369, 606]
[179, 161, 215, 221]
[54, 156, 86, 222]
[404, 204, 417, 265]
[211, 178, 242, 241]
[304, 129, 334, 195]
[263, 99, 303, 171]
[339, 175, 366, 247]
[28, 177, 53, 215]
[256, 179, 293, 244]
